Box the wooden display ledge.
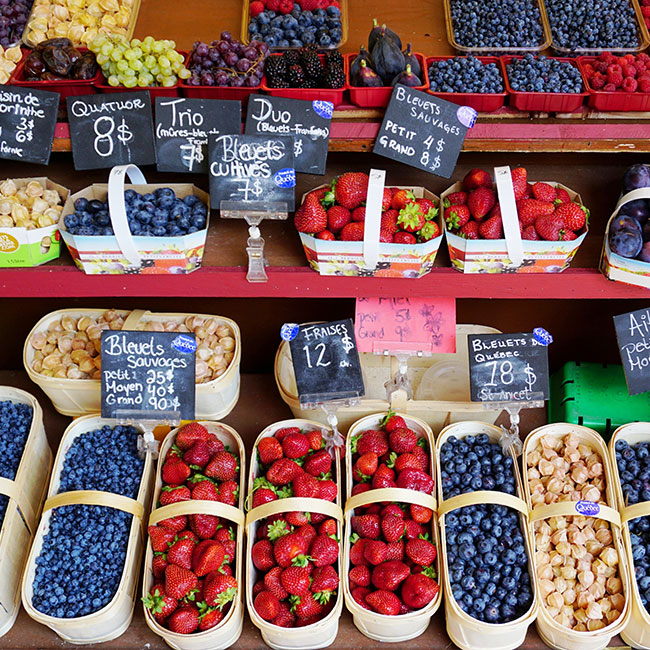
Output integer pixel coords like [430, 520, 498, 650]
[0, 369, 608, 650]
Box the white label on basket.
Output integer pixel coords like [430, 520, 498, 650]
[363, 169, 386, 270]
[575, 501, 600, 517]
[494, 165, 524, 268]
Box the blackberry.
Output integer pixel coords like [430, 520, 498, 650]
[322, 66, 345, 89]
[269, 79, 291, 88]
[300, 78, 319, 88]
[325, 50, 343, 70]
[300, 50, 322, 79]
[288, 64, 305, 86]
[282, 50, 300, 67]
[265, 56, 286, 82]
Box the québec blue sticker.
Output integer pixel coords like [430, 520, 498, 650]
[281, 323, 299, 342]
[575, 500, 600, 517]
[274, 168, 296, 188]
[312, 100, 334, 120]
[457, 105, 478, 128]
[533, 327, 553, 346]
[172, 334, 197, 354]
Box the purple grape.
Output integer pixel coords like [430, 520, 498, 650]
[188, 74, 201, 86]
[230, 76, 245, 87]
[245, 75, 260, 87]
[243, 47, 258, 60]
[199, 71, 215, 86]
[217, 40, 230, 55]
[195, 42, 209, 57]
[236, 58, 252, 72]
[215, 71, 229, 86]
[221, 30, 232, 41]
[232, 42, 244, 55]
[208, 47, 220, 62]
[224, 51, 238, 66]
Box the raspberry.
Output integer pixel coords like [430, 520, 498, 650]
[623, 77, 639, 92]
[643, 6, 650, 16]
[640, 79, 650, 92]
[607, 64, 623, 87]
[623, 64, 637, 78]
[266, 0, 280, 9]
[634, 60, 647, 73]
[638, 53, 650, 64]
[583, 63, 595, 77]
[599, 51, 613, 62]
[250, 0, 265, 15]
[603, 83, 617, 92]
[623, 54, 636, 64]
[589, 72, 606, 89]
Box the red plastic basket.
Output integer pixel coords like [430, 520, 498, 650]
[261, 53, 348, 107]
[577, 56, 650, 112]
[346, 52, 428, 108]
[425, 56, 506, 113]
[501, 56, 588, 113]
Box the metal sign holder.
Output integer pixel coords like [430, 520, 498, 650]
[300, 397, 362, 450]
[114, 408, 182, 460]
[372, 342, 435, 402]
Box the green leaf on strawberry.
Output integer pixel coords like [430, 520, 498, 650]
[385, 452, 398, 469]
[314, 590, 335, 605]
[268, 520, 291, 541]
[349, 533, 360, 544]
[422, 565, 437, 580]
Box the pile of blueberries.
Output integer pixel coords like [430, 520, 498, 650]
[449, 0, 544, 50]
[31, 425, 144, 619]
[506, 55, 583, 93]
[615, 438, 650, 613]
[545, 0, 640, 51]
[248, 5, 342, 49]
[441, 434, 534, 624]
[428, 56, 503, 94]
[63, 188, 208, 238]
[0, 400, 32, 529]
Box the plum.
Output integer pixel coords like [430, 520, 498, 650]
[623, 164, 650, 192]
[639, 241, 650, 263]
[610, 229, 643, 258]
[618, 199, 649, 223]
[610, 215, 642, 234]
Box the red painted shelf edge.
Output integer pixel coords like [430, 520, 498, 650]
[0, 265, 647, 299]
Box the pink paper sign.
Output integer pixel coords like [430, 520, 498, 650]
[355, 297, 456, 354]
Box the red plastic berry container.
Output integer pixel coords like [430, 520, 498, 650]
[425, 56, 506, 113]
[346, 52, 428, 108]
[501, 55, 588, 113]
[261, 53, 348, 107]
[577, 55, 650, 112]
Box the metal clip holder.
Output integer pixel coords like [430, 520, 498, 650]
[301, 398, 360, 451]
[114, 409, 182, 460]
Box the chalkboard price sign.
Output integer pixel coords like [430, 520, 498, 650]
[0, 86, 58, 164]
[208, 133, 296, 210]
[155, 97, 242, 174]
[67, 91, 156, 170]
[245, 95, 332, 175]
[468, 332, 550, 403]
[101, 330, 196, 420]
[373, 86, 475, 179]
[288, 319, 365, 405]
[614, 307, 650, 395]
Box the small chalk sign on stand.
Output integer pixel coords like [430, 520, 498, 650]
[245, 95, 332, 175]
[155, 97, 242, 174]
[287, 319, 365, 406]
[614, 307, 650, 395]
[208, 133, 296, 210]
[468, 331, 550, 403]
[100, 330, 196, 420]
[0, 86, 58, 164]
[373, 86, 475, 179]
[67, 91, 156, 171]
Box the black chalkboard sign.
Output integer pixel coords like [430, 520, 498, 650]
[468, 332, 550, 403]
[288, 319, 365, 405]
[67, 91, 156, 171]
[155, 97, 242, 174]
[614, 307, 650, 395]
[245, 95, 332, 175]
[373, 86, 475, 179]
[0, 86, 58, 164]
[100, 330, 196, 420]
[208, 133, 295, 210]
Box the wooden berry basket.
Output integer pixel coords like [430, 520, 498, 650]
[21, 414, 154, 644]
[522, 423, 632, 650]
[23, 308, 241, 419]
[142, 421, 246, 650]
[342, 413, 442, 642]
[0, 386, 51, 639]
[245, 419, 344, 650]
[609, 422, 650, 649]
[435, 421, 539, 650]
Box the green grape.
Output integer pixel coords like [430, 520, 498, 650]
[96, 53, 109, 66]
[132, 47, 143, 59]
[149, 64, 160, 76]
[123, 76, 138, 88]
[178, 68, 191, 80]
[107, 74, 121, 87]
[137, 74, 150, 87]
[144, 55, 155, 69]
[123, 67, 136, 77]
[100, 43, 113, 57]
[157, 55, 170, 68]
[116, 60, 129, 72]
[129, 59, 143, 72]
[161, 76, 176, 87]
[123, 48, 136, 61]
[109, 48, 122, 62]
[152, 41, 164, 55]
[131, 38, 142, 48]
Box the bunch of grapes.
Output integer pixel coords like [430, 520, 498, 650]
[185, 31, 268, 87]
[89, 34, 190, 88]
[0, 0, 33, 48]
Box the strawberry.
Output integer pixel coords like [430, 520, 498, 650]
[349, 538, 369, 565]
[366, 590, 401, 615]
[388, 427, 417, 453]
[386, 540, 405, 561]
[372, 463, 397, 489]
[272, 601, 296, 628]
[316, 230, 335, 241]
[351, 206, 366, 222]
[153, 555, 168, 579]
[394, 452, 422, 472]
[177, 530, 199, 544]
[311, 565, 339, 593]
[258, 437, 283, 465]
[183, 441, 211, 468]
[393, 232, 417, 244]
[467, 187, 496, 220]
[522, 225, 540, 240]
[381, 514, 406, 542]
[410, 505, 433, 523]
[218, 479, 238, 506]
[285, 511, 310, 527]
[371, 560, 410, 590]
[402, 574, 439, 609]
[291, 592, 323, 619]
[162, 458, 191, 486]
[555, 187, 571, 204]
[296, 523, 318, 545]
[274, 531, 309, 567]
[149, 525, 176, 552]
[168, 605, 200, 633]
[382, 413, 406, 433]
[192, 540, 226, 577]
[381, 209, 399, 234]
[554, 201, 588, 231]
[191, 479, 219, 502]
[143, 584, 177, 622]
[412, 444, 429, 471]
[318, 479, 337, 502]
[511, 167, 528, 200]
[404, 520, 424, 539]
[364, 539, 388, 565]
[351, 586, 372, 610]
[381, 504, 404, 518]
[165, 565, 198, 600]
[459, 220, 479, 239]
[349, 565, 370, 587]
[264, 566, 289, 601]
[267, 458, 301, 485]
[516, 198, 555, 227]
[199, 606, 224, 631]
[351, 483, 370, 498]
[351, 514, 380, 539]
[535, 214, 569, 241]
[295, 193, 327, 234]
[282, 433, 310, 459]
[478, 214, 503, 239]
[159, 485, 191, 507]
[354, 429, 388, 456]
[255, 591, 280, 620]
[306, 430, 323, 450]
[252, 487, 277, 508]
[205, 451, 237, 481]
[532, 182, 557, 202]
[275, 427, 300, 441]
[204, 573, 237, 609]
[319, 518, 337, 537]
[391, 189, 415, 211]
[189, 513, 219, 539]
[381, 187, 393, 211]
[379, 226, 394, 243]
[303, 449, 332, 476]
[396, 469, 434, 494]
[406, 538, 437, 566]
[417, 221, 440, 242]
[340, 222, 364, 241]
[292, 472, 319, 498]
[167, 537, 196, 570]
[252, 539, 275, 571]
[281, 566, 311, 595]
[333, 172, 369, 210]
[417, 198, 438, 221]
[445, 204, 470, 229]
[463, 168, 492, 190]
[327, 205, 351, 233]
[443, 191, 467, 207]
[310, 535, 339, 566]
[354, 452, 378, 482]
[176, 422, 209, 450]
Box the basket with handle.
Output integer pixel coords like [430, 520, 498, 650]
[23, 307, 241, 419]
[435, 421, 539, 650]
[142, 421, 246, 649]
[0, 386, 52, 639]
[245, 419, 344, 650]
[522, 423, 632, 650]
[342, 413, 443, 642]
[21, 414, 154, 644]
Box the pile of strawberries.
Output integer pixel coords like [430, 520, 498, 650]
[444, 167, 588, 241]
[143, 422, 240, 634]
[582, 51, 650, 94]
[347, 413, 440, 616]
[294, 172, 440, 244]
[250, 0, 339, 17]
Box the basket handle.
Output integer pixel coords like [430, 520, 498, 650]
[107, 164, 147, 267]
[494, 165, 524, 268]
[245, 497, 343, 527]
[0, 477, 36, 534]
[149, 500, 245, 527]
[529, 500, 621, 527]
[344, 487, 436, 514]
[362, 169, 386, 270]
[122, 309, 150, 331]
[437, 489, 528, 518]
[42, 489, 144, 520]
[614, 187, 650, 214]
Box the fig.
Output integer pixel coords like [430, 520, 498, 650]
[402, 43, 421, 78]
[371, 26, 405, 84]
[391, 64, 422, 87]
[623, 164, 650, 192]
[368, 18, 402, 52]
[353, 59, 383, 87]
[350, 45, 372, 79]
[610, 228, 643, 258]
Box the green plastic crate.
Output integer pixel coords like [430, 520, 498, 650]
[549, 361, 650, 440]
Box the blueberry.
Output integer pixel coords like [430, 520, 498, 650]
[73, 197, 89, 212]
